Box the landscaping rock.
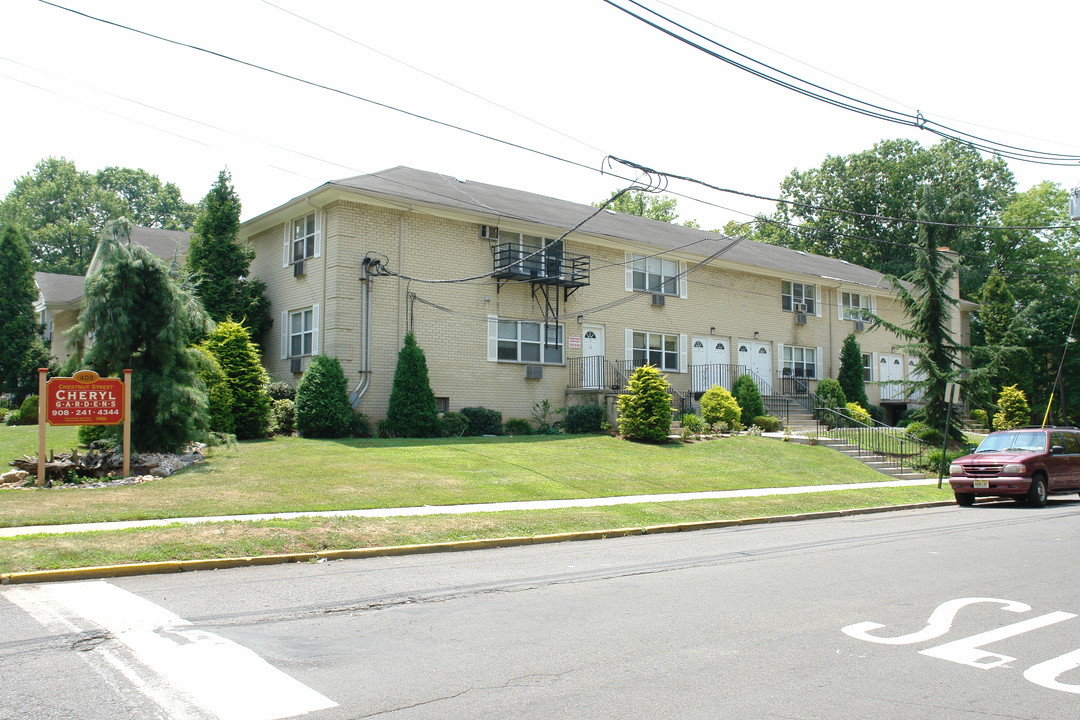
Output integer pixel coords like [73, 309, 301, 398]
[1, 469, 29, 487]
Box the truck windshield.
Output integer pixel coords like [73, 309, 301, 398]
[975, 431, 1045, 453]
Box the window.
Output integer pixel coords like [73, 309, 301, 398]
[497, 231, 562, 278]
[841, 292, 873, 321]
[289, 308, 314, 357]
[496, 320, 563, 364]
[783, 346, 817, 378]
[631, 254, 680, 295]
[292, 213, 317, 262]
[632, 331, 680, 371]
[782, 281, 816, 314]
[862, 353, 873, 382]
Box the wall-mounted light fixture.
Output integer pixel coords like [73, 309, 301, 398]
[709, 326, 716, 335]
[483, 295, 491, 303]
[577, 315, 584, 324]
[753, 331, 760, 339]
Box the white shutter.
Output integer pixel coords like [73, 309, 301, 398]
[679, 261, 688, 299]
[871, 352, 879, 382]
[487, 315, 498, 362]
[837, 292, 844, 321]
[815, 285, 822, 317]
[816, 346, 824, 380]
[624, 253, 633, 292]
[314, 211, 323, 258]
[776, 343, 785, 374]
[282, 223, 291, 268]
[280, 311, 288, 359]
[311, 304, 320, 355]
[625, 328, 634, 364]
[679, 333, 688, 373]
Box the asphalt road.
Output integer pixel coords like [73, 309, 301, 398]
[3, 499, 1080, 719]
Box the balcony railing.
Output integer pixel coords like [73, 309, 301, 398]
[492, 243, 590, 288]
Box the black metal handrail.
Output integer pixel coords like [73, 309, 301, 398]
[492, 243, 590, 287]
[813, 407, 931, 472]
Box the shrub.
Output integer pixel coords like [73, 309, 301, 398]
[905, 420, 943, 446]
[439, 411, 468, 437]
[616, 365, 673, 443]
[383, 332, 439, 438]
[970, 408, 989, 430]
[16, 395, 38, 425]
[699, 385, 741, 430]
[564, 404, 605, 434]
[193, 345, 235, 435]
[917, 447, 968, 473]
[815, 378, 846, 426]
[269, 398, 295, 436]
[732, 375, 765, 427]
[265, 381, 296, 401]
[531, 400, 563, 433]
[461, 406, 503, 435]
[295, 355, 353, 438]
[751, 415, 781, 432]
[838, 333, 870, 409]
[350, 412, 372, 438]
[845, 402, 872, 426]
[504, 418, 533, 436]
[77, 424, 120, 449]
[203, 321, 271, 440]
[993, 385, 1031, 431]
[681, 412, 704, 434]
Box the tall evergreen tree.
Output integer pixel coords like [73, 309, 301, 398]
[203, 320, 271, 440]
[0, 226, 50, 401]
[383, 332, 439, 437]
[186, 169, 272, 341]
[295, 355, 354, 438]
[71, 219, 211, 452]
[838, 334, 870, 411]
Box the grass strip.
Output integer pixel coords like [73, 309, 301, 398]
[0, 485, 953, 574]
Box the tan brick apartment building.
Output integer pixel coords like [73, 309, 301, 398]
[240, 166, 969, 424]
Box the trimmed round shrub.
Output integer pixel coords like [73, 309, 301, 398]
[504, 418, 533, 436]
[16, 395, 38, 425]
[699, 385, 741, 430]
[751, 415, 782, 432]
[461, 406, 503, 435]
[564, 404, 605, 434]
[295, 355, 353, 438]
[77, 424, 120, 449]
[732, 374, 765, 427]
[439, 411, 468, 437]
[616, 365, 673, 443]
[845, 402, 872, 426]
[970, 408, 989, 430]
[905, 420, 943, 446]
[270, 398, 295, 436]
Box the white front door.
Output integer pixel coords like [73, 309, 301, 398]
[692, 337, 730, 392]
[581, 325, 605, 389]
[880, 354, 904, 400]
[737, 341, 772, 394]
[907, 358, 925, 402]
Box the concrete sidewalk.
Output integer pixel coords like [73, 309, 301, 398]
[0, 478, 940, 538]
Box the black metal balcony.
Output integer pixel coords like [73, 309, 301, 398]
[492, 243, 590, 288]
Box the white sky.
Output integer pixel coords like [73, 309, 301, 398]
[2, 0, 1079, 232]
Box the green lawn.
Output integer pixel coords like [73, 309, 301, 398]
[0, 426, 956, 575]
[3, 430, 901, 528]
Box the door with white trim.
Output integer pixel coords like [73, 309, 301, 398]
[737, 341, 772, 395]
[692, 337, 730, 392]
[581, 325, 605, 389]
[879, 354, 904, 401]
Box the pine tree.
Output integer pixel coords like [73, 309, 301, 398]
[193, 345, 235, 435]
[295, 355, 354, 438]
[0, 226, 49, 401]
[731, 374, 765, 427]
[203, 320, 271, 440]
[838, 334, 870, 411]
[186, 169, 271, 341]
[617, 365, 673, 442]
[72, 219, 211, 452]
[383, 332, 439, 437]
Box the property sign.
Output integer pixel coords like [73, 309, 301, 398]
[45, 370, 125, 426]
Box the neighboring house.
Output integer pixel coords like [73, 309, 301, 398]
[239, 166, 972, 424]
[34, 226, 191, 364]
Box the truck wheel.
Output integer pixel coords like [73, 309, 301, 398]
[1027, 476, 1048, 508]
[954, 492, 976, 507]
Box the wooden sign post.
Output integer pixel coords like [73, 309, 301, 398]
[36, 369, 131, 486]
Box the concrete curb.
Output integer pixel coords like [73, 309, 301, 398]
[0, 500, 954, 585]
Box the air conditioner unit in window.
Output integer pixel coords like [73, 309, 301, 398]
[792, 302, 807, 313]
[293, 260, 306, 277]
[480, 225, 499, 240]
[853, 320, 866, 332]
[290, 357, 303, 374]
[524, 365, 542, 379]
[651, 293, 665, 307]
[794, 313, 807, 325]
